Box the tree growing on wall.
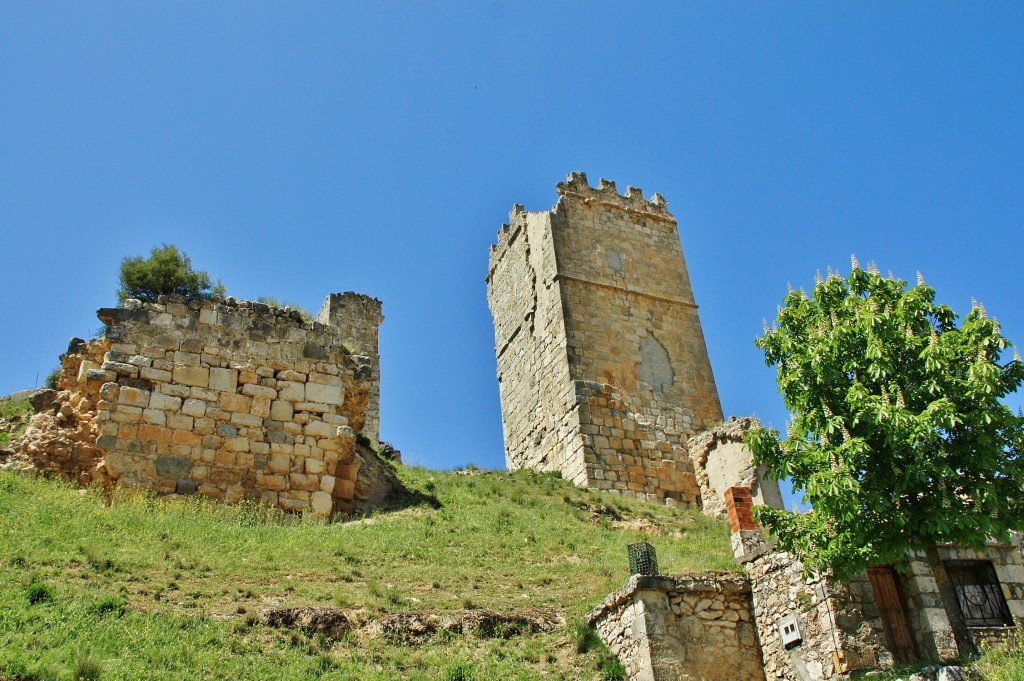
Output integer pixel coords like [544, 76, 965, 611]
[747, 258, 1024, 581]
[117, 244, 225, 303]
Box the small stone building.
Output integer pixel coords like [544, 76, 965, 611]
[723, 477, 1024, 680]
[588, 424, 1024, 681]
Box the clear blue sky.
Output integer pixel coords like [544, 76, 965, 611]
[3, 3, 1022, 508]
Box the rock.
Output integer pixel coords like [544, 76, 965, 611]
[937, 667, 967, 681]
[28, 389, 57, 412]
[260, 607, 352, 638]
[156, 456, 191, 480]
[311, 491, 333, 515]
[176, 479, 198, 495]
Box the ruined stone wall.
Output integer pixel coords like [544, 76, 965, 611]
[84, 294, 384, 515]
[488, 172, 722, 503]
[721, 486, 892, 680]
[317, 293, 383, 443]
[687, 417, 784, 516]
[11, 338, 111, 484]
[744, 551, 894, 680]
[588, 573, 764, 681]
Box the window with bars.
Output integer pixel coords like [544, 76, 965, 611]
[943, 560, 1014, 628]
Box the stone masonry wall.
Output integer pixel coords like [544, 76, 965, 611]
[904, 542, 1024, 657]
[487, 172, 722, 504]
[317, 293, 383, 443]
[722, 485, 1024, 679]
[588, 573, 764, 681]
[10, 338, 110, 484]
[88, 293, 383, 515]
[723, 487, 893, 680]
[745, 550, 893, 680]
[687, 417, 784, 516]
[487, 207, 579, 480]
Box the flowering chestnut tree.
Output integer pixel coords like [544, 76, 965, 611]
[747, 259, 1024, 581]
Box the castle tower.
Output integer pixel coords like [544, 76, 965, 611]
[487, 172, 723, 503]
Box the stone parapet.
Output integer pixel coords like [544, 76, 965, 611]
[556, 171, 672, 220]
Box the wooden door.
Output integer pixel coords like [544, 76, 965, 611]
[867, 566, 918, 664]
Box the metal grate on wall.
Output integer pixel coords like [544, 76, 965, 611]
[944, 560, 1014, 628]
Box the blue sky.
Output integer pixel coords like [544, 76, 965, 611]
[2, 3, 1022, 508]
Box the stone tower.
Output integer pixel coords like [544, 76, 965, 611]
[487, 172, 723, 503]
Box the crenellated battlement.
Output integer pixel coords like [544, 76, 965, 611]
[489, 171, 673, 272]
[555, 170, 671, 218]
[486, 204, 532, 281]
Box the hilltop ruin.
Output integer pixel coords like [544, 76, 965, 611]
[11, 292, 405, 516]
[487, 173, 1024, 681]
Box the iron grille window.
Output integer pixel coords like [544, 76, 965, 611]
[943, 560, 1014, 628]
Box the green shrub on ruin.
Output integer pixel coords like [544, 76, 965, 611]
[255, 297, 313, 321]
[116, 243, 225, 303]
[44, 366, 61, 389]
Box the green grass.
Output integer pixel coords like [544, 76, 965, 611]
[255, 297, 314, 322]
[851, 630, 1024, 681]
[974, 630, 1024, 681]
[0, 397, 33, 445]
[0, 467, 735, 680]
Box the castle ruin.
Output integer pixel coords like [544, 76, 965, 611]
[489, 174, 1024, 681]
[15, 292, 404, 516]
[487, 171, 723, 505]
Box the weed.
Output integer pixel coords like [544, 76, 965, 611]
[91, 596, 126, 616]
[312, 652, 335, 675]
[570, 618, 601, 654]
[25, 583, 54, 605]
[494, 508, 513, 533]
[599, 653, 626, 681]
[44, 367, 61, 390]
[0, 398, 32, 420]
[444, 662, 475, 681]
[73, 653, 102, 680]
[79, 545, 117, 573]
[972, 630, 1024, 681]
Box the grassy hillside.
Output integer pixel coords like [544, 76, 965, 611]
[0, 397, 33, 446]
[0, 465, 736, 680]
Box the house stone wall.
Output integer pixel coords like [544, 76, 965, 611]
[487, 172, 722, 503]
[904, 542, 1024, 657]
[82, 293, 384, 515]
